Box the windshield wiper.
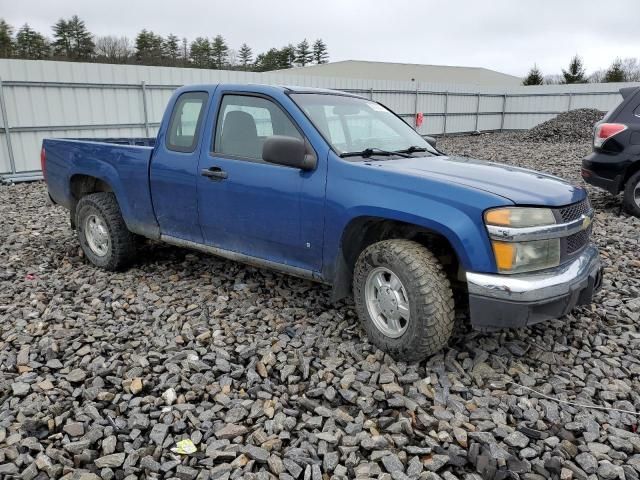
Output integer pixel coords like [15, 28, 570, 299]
[339, 147, 413, 159]
[395, 145, 429, 154]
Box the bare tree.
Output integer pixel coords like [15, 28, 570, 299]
[543, 74, 563, 85]
[588, 69, 606, 83]
[621, 58, 640, 82]
[95, 35, 132, 63]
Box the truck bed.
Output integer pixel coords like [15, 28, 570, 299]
[44, 137, 159, 238]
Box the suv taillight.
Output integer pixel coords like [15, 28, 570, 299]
[594, 122, 627, 148]
[41, 147, 46, 180]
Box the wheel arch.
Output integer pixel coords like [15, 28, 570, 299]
[330, 216, 465, 302]
[623, 160, 640, 185]
[69, 174, 116, 228]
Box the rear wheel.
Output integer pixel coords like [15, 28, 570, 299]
[623, 170, 640, 217]
[353, 239, 455, 361]
[76, 192, 137, 270]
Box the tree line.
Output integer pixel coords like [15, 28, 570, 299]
[523, 55, 640, 85]
[0, 16, 329, 72]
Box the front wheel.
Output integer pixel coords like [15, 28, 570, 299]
[353, 239, 455, 361]
[623, 170, 640, 217]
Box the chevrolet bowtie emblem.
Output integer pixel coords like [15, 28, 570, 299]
[582, 215, 592, 229]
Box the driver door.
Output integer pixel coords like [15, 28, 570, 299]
[196, 90, 327, 273]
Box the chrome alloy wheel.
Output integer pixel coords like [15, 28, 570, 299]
[84, 214, 110, 257]
[364, 267, 410, 338]
[634, 181, 640, 209]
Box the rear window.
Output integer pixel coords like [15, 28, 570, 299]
[602, 96, 624, 122]
[166, 92, 208, 153]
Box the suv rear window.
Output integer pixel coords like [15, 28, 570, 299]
[602, 96, 624, 122]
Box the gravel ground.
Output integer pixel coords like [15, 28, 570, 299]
[1, 133, 640, 480]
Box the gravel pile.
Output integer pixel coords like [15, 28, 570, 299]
[521, 108, 604, 143]
[1, 134, 640, 480]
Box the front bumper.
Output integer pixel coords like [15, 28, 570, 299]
[466, 244, 602, 331]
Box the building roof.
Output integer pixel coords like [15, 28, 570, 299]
[276, 60, 521, 87]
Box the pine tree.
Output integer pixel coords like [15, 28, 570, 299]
[52, 15, 94, 60]
[68, 15, 94, 59]
[135, 30, 164, 65]
[238, 43, 253, 70]
[210, 35, 228, 69]
[295, 39, 312, 66]
[164, 34, 180, 65]
[604, 58, 626, 82]
[254, 48, 282, 72]
[522, 64, 544, 85]
[279, 44, 296, 69]
[562, 55, 586, 84]
[51, 18, 70, 58]
[189, 37, 211, 68]
[180, 37, 189, 66]
[15, 24, 49, 59]
[312, 39, 328, 64]
[0, 19, 13, 58]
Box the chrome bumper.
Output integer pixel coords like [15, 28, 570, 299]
[466, 244, 602, 330]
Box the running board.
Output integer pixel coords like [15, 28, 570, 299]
[160, 235, 324, 283]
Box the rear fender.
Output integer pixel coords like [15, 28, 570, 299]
[68, 164, 158, 239]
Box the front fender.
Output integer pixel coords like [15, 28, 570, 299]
[322, 158, 515, 289]
[337, 204, 494, 272]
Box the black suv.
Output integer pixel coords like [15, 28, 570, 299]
[582, 86, 640, 216]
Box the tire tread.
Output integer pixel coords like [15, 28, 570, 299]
[353, 239, 455, 361]
[76, 192, 137, 270]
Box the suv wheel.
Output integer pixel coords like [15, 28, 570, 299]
[353, 239, 455, 361]
[623, 170, 640, 217]
[76, 192, 137, 270]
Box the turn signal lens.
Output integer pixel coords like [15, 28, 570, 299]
[492, 241, 515, 271]
[485, 209, 511, 227]
[484, 207, 555, 228]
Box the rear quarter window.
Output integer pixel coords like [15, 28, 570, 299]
[166, 91, 208, 153]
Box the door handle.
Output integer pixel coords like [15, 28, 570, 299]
[201, 166, 228, 180]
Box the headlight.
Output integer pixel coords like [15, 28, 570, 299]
[485, 207, 560, 274]
[491, 239, 560, 273]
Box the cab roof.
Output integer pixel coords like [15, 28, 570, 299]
[177, 83, 367, 99]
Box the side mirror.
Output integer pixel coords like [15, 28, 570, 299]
[422, 135, 437, 149]
[262, 135, 316, 171]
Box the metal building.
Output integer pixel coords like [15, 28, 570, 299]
[276, 60, 522, 86]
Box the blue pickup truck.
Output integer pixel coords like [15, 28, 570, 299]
[43, 83, 602, 360]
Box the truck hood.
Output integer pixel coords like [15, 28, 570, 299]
[370, 155, 585, 206]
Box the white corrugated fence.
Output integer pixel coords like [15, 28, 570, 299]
[1, 59, 639, 180]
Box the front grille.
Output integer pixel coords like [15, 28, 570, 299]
[558, 198, 591, 223]
[555, 198, 593, 260]
[566, 226, 591, 255]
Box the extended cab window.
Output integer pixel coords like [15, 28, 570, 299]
[167, 92, 208, 152]
[214, 95, 302, 160]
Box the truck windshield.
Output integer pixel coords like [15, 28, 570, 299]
[291, 93, 436, 157]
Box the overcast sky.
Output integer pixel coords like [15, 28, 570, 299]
[3, 0, 639, 77]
